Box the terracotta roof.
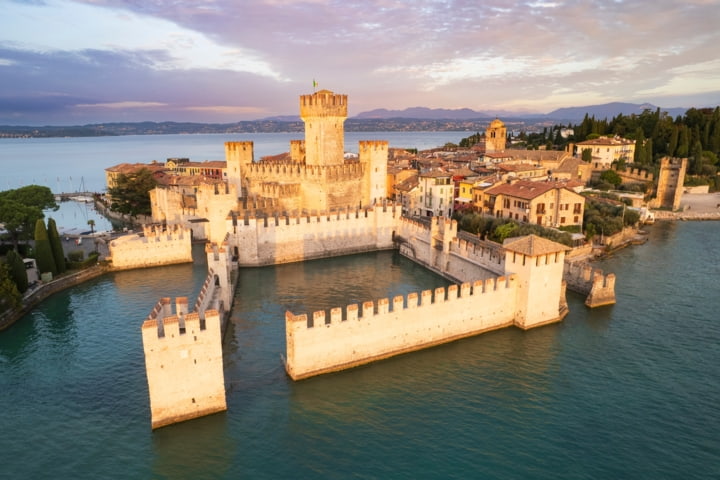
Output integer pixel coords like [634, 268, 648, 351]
[576, 136, 635, 146]
[485, 180, 557, 199]
[395, 175, 419, 192]
[503, 234, 568, 256]
[105, 162, 166, 174]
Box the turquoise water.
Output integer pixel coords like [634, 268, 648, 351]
[1, 222, 719, 479]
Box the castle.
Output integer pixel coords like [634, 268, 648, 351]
[127, 89, 615, 429]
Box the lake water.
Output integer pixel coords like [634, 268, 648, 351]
[0, 135, 718, 479]
[1, 131, 467, 194]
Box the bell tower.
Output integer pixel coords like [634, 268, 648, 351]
[299, 89, 347, 166]
[485, 118, 507, 153]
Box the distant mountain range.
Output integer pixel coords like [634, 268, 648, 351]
[350, 102, 690, 121]
[0, 102, 699, 138]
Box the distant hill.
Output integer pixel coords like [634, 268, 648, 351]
[352, 102, 690, 122]
[545, 102, 688, 121]
[354, 107, 496, 120]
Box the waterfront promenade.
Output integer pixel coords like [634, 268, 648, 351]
[659, 192, 720, 220]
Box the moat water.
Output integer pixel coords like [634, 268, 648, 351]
[1, 221, 719, 479]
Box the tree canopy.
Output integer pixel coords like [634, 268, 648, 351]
[107, 168, 157, 217]
[0, 185, 57, 249]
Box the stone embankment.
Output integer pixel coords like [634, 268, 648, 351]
[0, 265, 108, 331]
[655, 192, 720, 221]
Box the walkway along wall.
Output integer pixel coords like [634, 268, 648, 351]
[141, 238, 237, 429]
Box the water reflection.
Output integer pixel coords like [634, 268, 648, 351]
[152, 412, 234, 480]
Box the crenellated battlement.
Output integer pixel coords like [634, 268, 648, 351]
[242, 161, 365, 179]
[614, 165, 654, 183]
[142, 223, 189, 241]
[260, 182, 301, 198]
[109, 224, 192, 270]
[563, 261, 616, 307]
[290, 276, 517, 331]
[299, 90, 348, 118]
[236, 203, 399, 230]
[359, 140, 390, 152]
[285, 274, 520, 380]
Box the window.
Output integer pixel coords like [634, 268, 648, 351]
[560, 217, 566, 224]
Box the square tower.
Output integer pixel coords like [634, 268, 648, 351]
[300, 90, 348, 167]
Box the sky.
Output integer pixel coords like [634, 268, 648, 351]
[1, 0, 719, 125]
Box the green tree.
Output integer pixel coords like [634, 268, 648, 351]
[47, 217, 66, 274]
[5, 249, 28, 293]
[0, 261, 22, 313]
[689, 140, 704, 175]
[582, 148, 592, 162]
[34, 219, 57, 277]
[0, 185, 57, 250]
[599, 170, 622, 187]
[493, 222, 518, 243]
[633, 128, 646, 163]
[107, 168, 157, 217]
[676, 125, 690, 157]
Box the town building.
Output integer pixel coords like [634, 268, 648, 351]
[483, 179, 585, 228]
[574, 136, 636, 170]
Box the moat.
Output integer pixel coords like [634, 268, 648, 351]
[1, 221, 718, 479]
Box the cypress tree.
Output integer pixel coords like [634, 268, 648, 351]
[668, 126, 679, 157]
[5, 249, 28, 293]
[676, 126, 690, 157]
[633, 128, 645, 163]
[690, 140, 704, 175]
[0, 262, 22, 312]
[34, 219, 57, 277]
[47, 217, 66, 274]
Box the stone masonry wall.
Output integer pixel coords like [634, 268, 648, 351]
[108, 224, 193, 270]
[285, 277, 518, 380]
[230, 204, 400, 266]
[142, 301, 226, 429]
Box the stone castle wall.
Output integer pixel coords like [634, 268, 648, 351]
[108, 224, 193, 270]
[142, 298, 226, 429]
[563, 262, 616, 308]
[285, 277, 518, 380]
[230, 204, 400, 266]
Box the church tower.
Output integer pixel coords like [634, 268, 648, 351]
[485, 118, 507, 153]
[299, 90, 347, 166]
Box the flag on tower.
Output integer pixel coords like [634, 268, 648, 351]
[313, 79, 318, 89]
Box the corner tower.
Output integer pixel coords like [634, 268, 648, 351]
[503, 235, 568, 329]
[300, 90, 347, 167]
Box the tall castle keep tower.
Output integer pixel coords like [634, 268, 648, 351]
[485, 118, 507, 153]
[300, 90, 348, 167]
[225, 89, 388, 213]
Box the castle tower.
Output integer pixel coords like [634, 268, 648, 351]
[503, 235, 568, 329]
[653, 156, 687, 210]
[142, 299, 227, 429]
[359, 140, 389, 206]
[225, 141, 254, 197]
[300, 90, 348, 167]
[195, 182, 238, 244]
[485, 118, 507, 153]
